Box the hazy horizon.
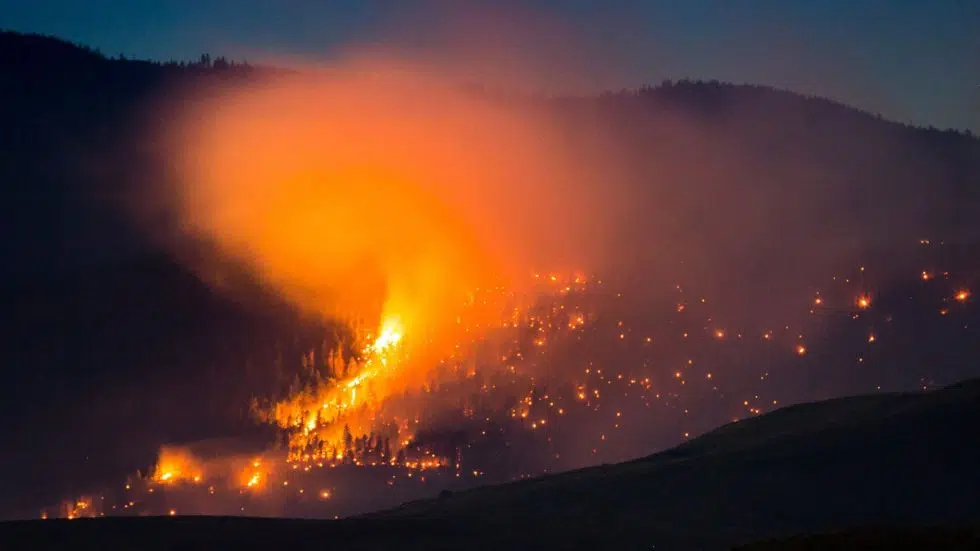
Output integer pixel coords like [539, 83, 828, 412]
[2, 1, 978, 133]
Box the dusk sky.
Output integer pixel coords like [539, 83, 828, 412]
[3, 1, 978, 131]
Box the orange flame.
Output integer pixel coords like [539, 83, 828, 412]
[152, 446, 205, 485]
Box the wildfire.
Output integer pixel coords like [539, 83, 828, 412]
[370, 317, 404, 353]
[45, 54, 956, 522]
[62, 497, 95, 520]
[152, 446, 205, 485]
[251, 313, 412, 463]
[246, 473, 262, 488]
[249, 273, 578, 467]
[48, 235, 976, 520]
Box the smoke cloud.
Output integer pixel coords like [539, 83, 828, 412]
[164, 56, 626, 356]
[154, 4, 978, 385]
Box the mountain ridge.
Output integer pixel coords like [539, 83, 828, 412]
[4, 29, 978, 138]
[3, 28, 979, 281]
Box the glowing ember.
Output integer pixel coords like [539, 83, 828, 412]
[45, 246, 976, 520]
[152, 447, 204, 485]
[61, 497, 95, 520]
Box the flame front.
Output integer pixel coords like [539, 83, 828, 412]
[372, 317, 404, 353]
[255, 282, 522, 465]
[152, 446, 205, 485]
[259, 312, 412, 462]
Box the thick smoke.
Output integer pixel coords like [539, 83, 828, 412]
[151, 4, 976, 469]
[163, 60, 624, 357]
[152, 4, 980, 390]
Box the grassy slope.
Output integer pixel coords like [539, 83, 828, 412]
[368, 378, 980, 548]
[2, 379, 977, 550]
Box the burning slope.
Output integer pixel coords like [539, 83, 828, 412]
[41, 253, 978, 519]
[252, 272, 586, 466]
[256, 313, 408, 462]
[156, 56, 617, 470]
[152, 446, 204, 485]
[48, 20, 972, 521]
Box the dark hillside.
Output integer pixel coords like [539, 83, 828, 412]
[371, 379, 980, 549]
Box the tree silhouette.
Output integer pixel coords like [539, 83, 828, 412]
[343, 424, 353, 458]
[382, 437, 392, 463]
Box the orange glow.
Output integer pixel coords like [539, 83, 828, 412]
[239, 457, 275, 491]
[371, 317, 404, 353]
[855, 295, 872, 309]
[166, 62, 606, 338]
[152, 446, 205, 485]
[795, 344, 807, 356]
[62, 497, 94, 520]
[954, 290, 970, 302]
[162, 58, 616, 468]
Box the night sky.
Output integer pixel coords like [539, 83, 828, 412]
[2, 0, 978, 133]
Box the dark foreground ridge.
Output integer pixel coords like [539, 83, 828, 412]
[3, 378, 978, 550]
[734, 525, 980, 551]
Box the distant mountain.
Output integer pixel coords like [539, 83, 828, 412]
[1, 380, 977, 550]
[0, 31, 256, 278]
[3, 30, 979, 281]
